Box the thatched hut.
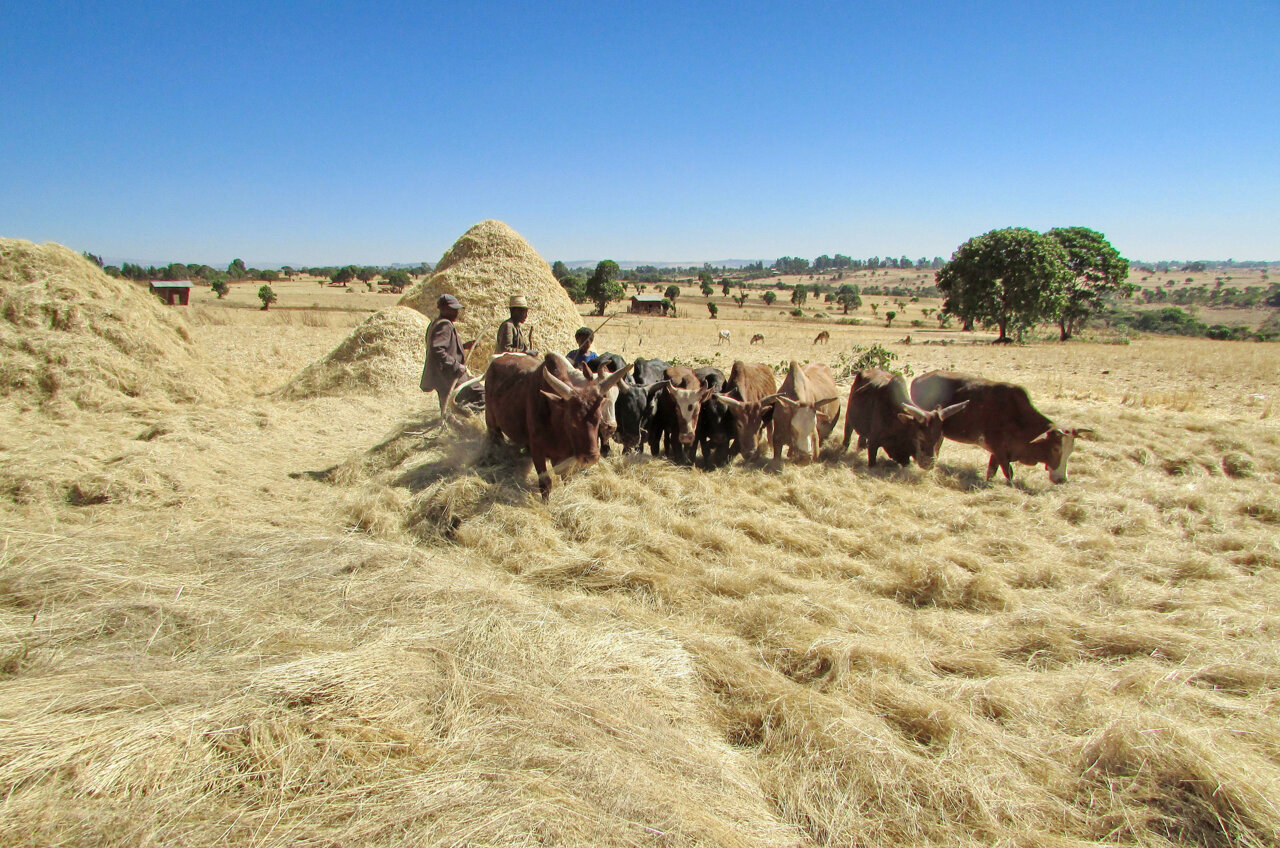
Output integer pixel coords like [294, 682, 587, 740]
[398, 220, 581, 365]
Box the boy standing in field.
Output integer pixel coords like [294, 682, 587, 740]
[421, 293, 474, 417]
[566, 326, 597, 368]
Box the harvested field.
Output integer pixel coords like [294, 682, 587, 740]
[2, 238, 1280, 847]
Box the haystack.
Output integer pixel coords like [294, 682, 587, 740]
[399, 220, 581, 364]
[0, 239, 226, 414]
[278, 306, 432, 399]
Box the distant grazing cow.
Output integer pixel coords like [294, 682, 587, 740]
[718, 330, 731, 345]
[842, 368, 968, 469]
[750, 333, 765, 345]
[630, 357, 670, 387]
[910, 370, 1090, 484]
[484, 353, 632, 499]
[813, 330, 830, 345]
[715, 360, 778, 461]
[650, 365, 711, 465]
[694, 366, 734, 468]
[770, 361, 842, 464]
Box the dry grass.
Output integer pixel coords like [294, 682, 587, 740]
[2, 239, 1280, 847]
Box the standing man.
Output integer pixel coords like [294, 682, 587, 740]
[421, 293, 473, 417]
[496, 295, 537, 355]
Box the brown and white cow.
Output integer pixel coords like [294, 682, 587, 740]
[842, 368, 967, 469]
[715, 360, 778, 461]
[909, 370, 1090, 484]
[769, 361, 842, 464]
[484, 353, 632, 499]
[649, 365, 711, 464]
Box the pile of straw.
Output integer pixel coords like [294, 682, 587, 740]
[0, 239, 226, 414]
[278, 306, 432, 399]
[399, 220, 582, 364]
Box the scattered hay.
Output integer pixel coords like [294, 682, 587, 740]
[399, 220, 582, 364]
[277, 306, 432, 399]
[0, 239, 227, 413]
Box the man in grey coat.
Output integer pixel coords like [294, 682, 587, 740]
[421, 293, 473, 416]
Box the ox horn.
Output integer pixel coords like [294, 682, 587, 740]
[939, 400, 969, 420]
[815, 396, 841, 407]
[715, 393, 744, 411]
[900, 403, 928, 422]
[596, 363, 633, 394]
[543, 369, 576, 399]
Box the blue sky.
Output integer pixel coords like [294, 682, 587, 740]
[3, 1, 1277, 267]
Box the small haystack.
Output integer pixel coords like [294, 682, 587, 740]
[279, 306, 433, 399]
[0, 239, 226, 414]
[399, 220, 581, 364]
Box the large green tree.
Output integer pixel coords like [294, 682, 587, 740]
[551, 260, 570, 281]
[1045, 227, 1132, 340]
[586, 260, 624, 316]
[935, 228, 1072, 343]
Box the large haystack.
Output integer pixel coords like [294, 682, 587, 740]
[278, 306, 432, 399]
[399, 220, 581, 364]
[0, 239, 226, 414]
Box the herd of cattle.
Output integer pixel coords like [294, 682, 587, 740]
[480, 351, 1089, 499]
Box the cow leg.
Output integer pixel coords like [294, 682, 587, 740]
[648, 425, 662, 457]
[1001, 460, 1015, 482]
[867, 443, 879, 467]
[857, 435, 867, 450]
[842, 417, 854, 451]
[532, 453, 553, 501]
[986, 454, 999, 481]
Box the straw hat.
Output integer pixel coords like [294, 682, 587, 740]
[509, 295, 528, 309]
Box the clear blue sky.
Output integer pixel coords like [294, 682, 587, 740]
[4, 1, 1277, 267]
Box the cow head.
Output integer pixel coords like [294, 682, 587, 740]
[896, 401, 969, 469]
[1026, 427, 1091, 483]
[716, 394, 773, 459]
[540, 364, 633, 469]
[667, 383, 713, 445]
[770, 394, 839, 463]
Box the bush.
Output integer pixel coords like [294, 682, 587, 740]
[789, 308, 804, 317]
[831, 343, 913, 381]
[210, 280, 228, 299]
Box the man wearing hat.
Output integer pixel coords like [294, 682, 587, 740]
[496, 294, 537, 355]
[421, 293, 474, 417]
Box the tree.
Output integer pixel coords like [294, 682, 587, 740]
[664, 284, 681, 304]
[836, 283, 861, 313]
[661, 298, 674, 316]
[228, 258, 248, 280]
[733, 290, 749, 308]
[697, 270, 714, 288]
[762, 291, 777, 306]
[83, 252, 104, 268]
[258, 285, 277, 310]
[551, 260, 570, 281]
[560, 275, 587, 303]
[722, 280, 732, 296]
[700, 282, 714, 297]
[386, 269, 411, 293]
[707, 301, 718, 318]
[587, 260, 624, 316]
[211, 279, 229, 299]
[790, 286, 808, 307]
[1045, 227, 1132, 340]
[935, 227, 1072, 343]
[260, 269, 279, 282]
[357, 267, 378, 284]
[331, 266, 356, 287]
[885, 310, 897, 327]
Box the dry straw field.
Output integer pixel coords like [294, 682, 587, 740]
[2, 231, 1279, 847]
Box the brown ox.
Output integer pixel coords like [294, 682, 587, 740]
[769, 361, 841, 464]
[649, 365, 710, 464]
[484, 353, 631, 499]
[910, 370, 1090, 484]
[750, 333, 765, 345]
[842, 368, 968, 469]
[715, 360, 777, 461]
[813, 330, 830, 345]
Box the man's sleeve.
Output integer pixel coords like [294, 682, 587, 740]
[496, 321, 513, 352]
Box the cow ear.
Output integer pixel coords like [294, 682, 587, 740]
[897, 412, 916, 426]
[699, 388, 714, 403]
[540, 390, 565, 404]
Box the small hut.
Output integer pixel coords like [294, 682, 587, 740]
[150, 280, 192, 305]
[629, 294, 665, 315]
